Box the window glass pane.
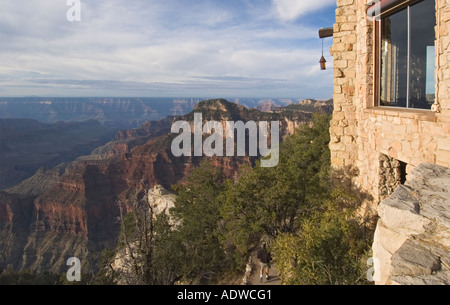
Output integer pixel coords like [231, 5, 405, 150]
[426, 46, 436, 98]
[409, 0, 436, 109]
[380, 9, 408, 107]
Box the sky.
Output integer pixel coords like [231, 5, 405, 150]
[0, 0, 336, 99]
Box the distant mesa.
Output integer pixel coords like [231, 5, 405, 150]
[0, 97, 332, 125]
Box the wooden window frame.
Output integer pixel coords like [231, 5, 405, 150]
[371, 0, 435, 112]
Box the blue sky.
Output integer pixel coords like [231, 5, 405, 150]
[0, 0, 336, 99]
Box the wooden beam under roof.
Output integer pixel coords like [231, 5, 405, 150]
[318, 27, 333, 38]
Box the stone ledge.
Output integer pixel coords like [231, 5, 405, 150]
[363, 107, 437, 122]
[372, 163, 450, 285]
[391, 271, 450, 285]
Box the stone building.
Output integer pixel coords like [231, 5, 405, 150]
[330, 0, 450, 204]
[329, 0, 450, 284]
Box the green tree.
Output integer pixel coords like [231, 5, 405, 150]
[272, 186, 374, 285]
[0, 269, 61, 285]
[220, 114, 332, 261]
[115, 197, 158, 285]
[152, 212, 184, 284]
[91, 249, 117, 285]
[93, 200, 185, 285]
[170, 159, 227, 283]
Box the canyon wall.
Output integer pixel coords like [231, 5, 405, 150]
[0, 99, 315, 273]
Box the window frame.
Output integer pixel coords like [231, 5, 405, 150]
[372, 0, 436, 111]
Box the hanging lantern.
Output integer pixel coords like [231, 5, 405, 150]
[318, 27, 332, 71]
[319, 55, 327, 70]
[319, 37, 326, 70]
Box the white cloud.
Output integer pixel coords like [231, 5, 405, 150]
[272, 0, 336, 21]
[0, 0, 335, 98]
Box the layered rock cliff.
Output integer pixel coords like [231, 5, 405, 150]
[372, 163, 450, 285]
[0, 99, 318, 274]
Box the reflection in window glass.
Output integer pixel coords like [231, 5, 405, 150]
[409, 0, 436, 109]
[426, 46, 436, 98]
[379, 0, 436, 110]
[380, 9, 408, 107]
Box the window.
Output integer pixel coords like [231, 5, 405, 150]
[378, 0, 436, 110]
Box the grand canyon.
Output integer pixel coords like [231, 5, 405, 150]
[0, 98, 332, 275]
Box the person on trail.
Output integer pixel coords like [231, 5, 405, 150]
[256, 242, 272, 282]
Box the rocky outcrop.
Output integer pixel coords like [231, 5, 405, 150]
[148, 185, 176, 216]
[372, 163, 450, 285]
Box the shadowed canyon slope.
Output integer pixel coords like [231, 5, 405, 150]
[0, 119, 125, 190]
[0, 99, 331, 273]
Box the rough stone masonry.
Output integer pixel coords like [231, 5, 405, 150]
[372, 163, 450, 285]
[330, 0, 450, 206]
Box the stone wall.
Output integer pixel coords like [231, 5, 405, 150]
[330, 0, 450, 206]
[372, 163, 450, 285]
[330, 0, 374, 200]
[378, 154, 404, 200]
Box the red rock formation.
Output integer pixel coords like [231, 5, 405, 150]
[0, 99, 314, 273]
